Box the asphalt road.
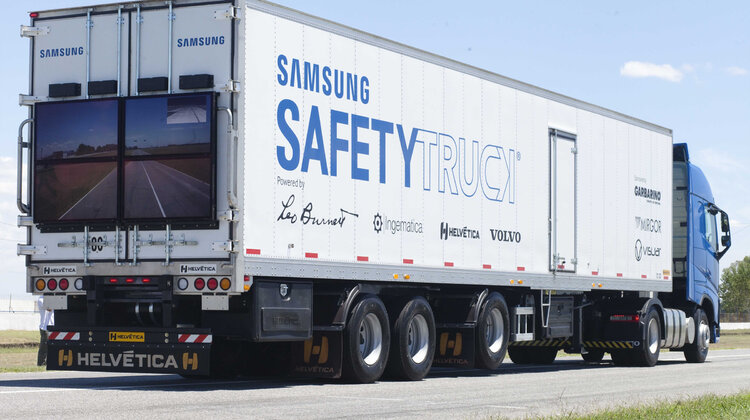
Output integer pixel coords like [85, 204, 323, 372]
[1, 349, 749, 419]
[60, 169, 118, 220]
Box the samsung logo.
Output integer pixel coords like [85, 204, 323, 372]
[177, 36, 225, 48]
[40, 47, 84, 58]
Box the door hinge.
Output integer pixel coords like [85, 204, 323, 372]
[19, 94, 44, 106]
[212, 241, 237, 253]
[570, 147, 578, 155]
[18, 244, 47, 256]
[219, 209, 239, 222]
[20, 25, 50, 38]
[220, 80, 241, 93]
[214, 6, 241, 20]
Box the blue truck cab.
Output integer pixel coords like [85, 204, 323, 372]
[671, 143, 731, 343]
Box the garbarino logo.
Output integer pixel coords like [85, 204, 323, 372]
[372, 213, 423, 235]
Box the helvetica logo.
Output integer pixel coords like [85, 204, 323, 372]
[182, 352, 199, 371]
[303, 336, 329, 364]
[58, 349, 73, 367]
[439, 332, 463, 356]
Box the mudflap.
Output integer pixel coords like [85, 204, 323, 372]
[432, 324, 475, 368]
[46, 329, 211, 376]
[289, 327, 343, 378]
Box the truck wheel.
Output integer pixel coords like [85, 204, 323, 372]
[508, 347, 557, 364]
[633, 308, 661, 367]
[342, 295, 390, 383]
[386, 296, 436, 380]
[475, 293, 510, 370]
[684, 308, 710, 363]
[581, 348, 604, 363]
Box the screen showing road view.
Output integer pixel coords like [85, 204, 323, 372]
[123, 94, 214, 219]
[33, 94, 215, 223]
[34, 100, 119, 222]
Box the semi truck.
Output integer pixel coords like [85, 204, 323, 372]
[18, 0, 731, 383]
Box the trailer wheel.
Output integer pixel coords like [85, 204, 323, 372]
[342, 295, 390, 383]
[581, 348, 605, 363]
[633, 308, 661, 367]
[475, 293, 509, 370]
[508, 346, 557, 364]
[385, 296, 436, 380]
[684, 308, 710, 363]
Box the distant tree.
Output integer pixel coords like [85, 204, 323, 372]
[719, 256, 750, 313]
[75, 143, 95, 156]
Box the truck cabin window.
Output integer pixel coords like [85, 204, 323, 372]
[703, 206, 718, 253]
[32, 94, 215, 224]
[34, 100, 118, 222]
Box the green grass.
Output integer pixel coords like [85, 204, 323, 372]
[0, 330, 40, 345]
[547, 391, 750, 419]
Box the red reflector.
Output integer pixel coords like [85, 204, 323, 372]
[641, 274, 647, 279]
[243, 275, 250, 283]
[444, 262, 454, 267]
[59, 278, 69, 291]
[142, 278, 151, 283]
[305, 252, 318, 259]
[592, 271, 598, 276]
[30, 12, 39, 18]
[610, 314, 640, 323]
[517, 266, 525, 271]
[246, 248, 261, 255]
[207, 278, 218, 290]
[195, 278, 205, 290]
[483, 264, 492, 269]
[125, 278, 135, 283]
[617, 273, 623, 277]
[403, 258, 413, 264]
[47, 278, 57, 291]
[109, 278, 118, 284]
[357, 256, 369, 262]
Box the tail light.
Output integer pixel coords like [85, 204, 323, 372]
[58, 278, 69, 291]
[207, 278, 218, 290]
[610, 314, 640, 323]
[47, 278, 57, 291]
[35, 279, 45, 291]
[194, 278, 205, 290]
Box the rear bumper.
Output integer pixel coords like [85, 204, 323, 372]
[46, 327, 211, 375]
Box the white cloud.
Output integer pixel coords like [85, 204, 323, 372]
[726, 66, 747, 76]
[620, 61, 683, 82]
[681, 64, 695, 73]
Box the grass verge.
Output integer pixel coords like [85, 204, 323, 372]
[0, 347, 45, 373]
[548, 391, 750, 419]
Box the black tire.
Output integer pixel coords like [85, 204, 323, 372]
[609, 349, 633, 366]
[684, 308, 710, 363]
[581, 348, 605, 363]
[632, 308, 661, 367]
[385, 296, 436, 381]
[342, 295, 390, 383]
[508, 346, 557, 364]
[475, 293, 510, 370]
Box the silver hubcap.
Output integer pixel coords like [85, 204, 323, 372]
[647, 318, 660, 355]
[697, 320, 710, 352]
[485, 308, 505, 354]
[359, 313, 383, 366]
[406, 314, 430, 364]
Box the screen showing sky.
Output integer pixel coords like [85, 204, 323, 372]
[125, 94, 211, 155]
[35, 100, 118, 160]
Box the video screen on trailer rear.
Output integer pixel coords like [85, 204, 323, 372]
[33, 93, 215, 223]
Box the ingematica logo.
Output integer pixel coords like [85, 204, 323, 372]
[373, 213, 383, 233]
[372, 213, 423, 235]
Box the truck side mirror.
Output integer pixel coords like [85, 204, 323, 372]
[717, 210, 731, 260]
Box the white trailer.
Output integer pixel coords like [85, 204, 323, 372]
[19, 0, 725, 383]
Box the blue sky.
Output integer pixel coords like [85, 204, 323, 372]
[1, 1, 748, 297]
